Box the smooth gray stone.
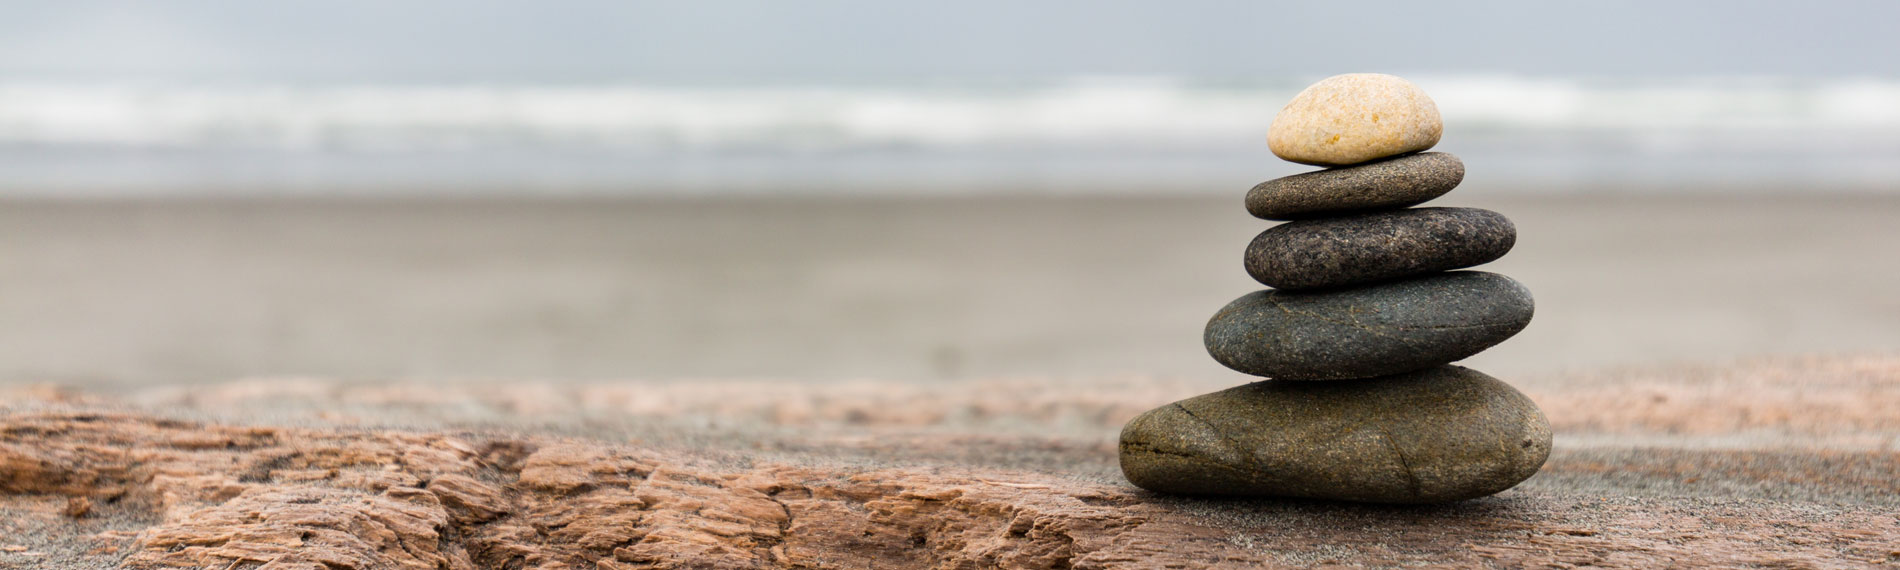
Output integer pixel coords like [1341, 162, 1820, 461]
[1204, 271, 1532, 380]
[1246, 152, 1464, 220]
[1119, 365, 1552, 503]
[1245, 207, 1515, 290]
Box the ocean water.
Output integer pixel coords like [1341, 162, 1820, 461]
[1, 75, 1897, 196]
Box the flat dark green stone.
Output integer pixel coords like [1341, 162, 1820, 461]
[1119, 365, 1552, 503]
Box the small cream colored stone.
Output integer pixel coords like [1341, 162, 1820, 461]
[1268, 73, 1443, 166]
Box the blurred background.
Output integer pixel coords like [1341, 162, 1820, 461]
[1, 0, 1896, 386]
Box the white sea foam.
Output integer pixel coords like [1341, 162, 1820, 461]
[0, 76, 1895, 193]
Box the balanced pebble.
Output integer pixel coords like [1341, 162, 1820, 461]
[1246, 152, 1464, 220]
[1119, 365, 1552, 503]
[1204, 271, 1533, 380]
[1267, 73, 1442, 166]
[1245, 207, 1515, 290]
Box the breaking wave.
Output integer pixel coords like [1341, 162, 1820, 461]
[0, 75, 1896, 193]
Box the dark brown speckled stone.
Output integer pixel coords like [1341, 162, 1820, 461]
[1245, 207, 1515, 290]
[1119, 365, 1551, 503]
[1247, 152, 1464, 220]
[1204, 271, 1532, 380]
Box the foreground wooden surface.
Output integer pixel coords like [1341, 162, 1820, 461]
[3, 354, 1897, 568]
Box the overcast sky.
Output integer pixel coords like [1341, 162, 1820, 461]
[0, 0, 1894, 83]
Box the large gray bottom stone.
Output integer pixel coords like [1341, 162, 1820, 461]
[1204, 271, 1533, 380]
[1119, 365, 1552, 503]
[1245, 207, 1515, 290]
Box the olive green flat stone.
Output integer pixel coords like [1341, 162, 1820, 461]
[1119, 365, 1552, 503]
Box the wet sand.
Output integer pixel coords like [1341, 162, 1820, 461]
[1, 193, 1897, 386]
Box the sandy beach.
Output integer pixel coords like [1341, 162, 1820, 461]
[2, 193, 1898, 386]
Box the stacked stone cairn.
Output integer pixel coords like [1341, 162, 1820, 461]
[1119, 74, 1552, 503]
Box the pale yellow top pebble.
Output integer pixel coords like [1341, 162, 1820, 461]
[1268, 73, 1443, 167]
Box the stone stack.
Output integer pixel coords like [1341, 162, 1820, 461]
[1118, 74, 1551, 504]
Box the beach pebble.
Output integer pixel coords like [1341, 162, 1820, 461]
[1245, 207, 1515, 290]
[1268, 74, 1442, 166]
[1119, 365, 1552, 503]
[1247, 152, 1464, 220]
[1204, 271, 1532, 380]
